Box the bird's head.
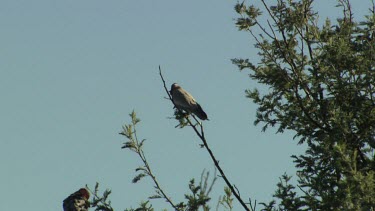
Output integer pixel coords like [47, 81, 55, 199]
[171, 83, 180, 90]
[170, 83, 181, 94]
[78, 188, 90, 200]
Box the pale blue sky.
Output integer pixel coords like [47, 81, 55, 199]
[1, 1, 371, 210]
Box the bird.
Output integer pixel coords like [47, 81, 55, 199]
[63, 188, 90, 211]
[170, 83, 208, 120]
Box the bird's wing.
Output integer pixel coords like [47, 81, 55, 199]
[172, 87, 199, 111]
[192, 103, 208, 120]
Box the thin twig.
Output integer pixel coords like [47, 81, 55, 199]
[249, 198, 257, 211]
[86, 184, 114, 211]
[159, 66, 251, 211]
[132, 120, 180, 210]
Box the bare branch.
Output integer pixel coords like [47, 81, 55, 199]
[159, 66, 251, 211]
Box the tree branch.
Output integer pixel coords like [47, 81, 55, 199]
[121, 111, 180, 210]
[159, 66, 252, 211]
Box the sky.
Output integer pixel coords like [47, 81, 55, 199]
[0, 0, 372, 210]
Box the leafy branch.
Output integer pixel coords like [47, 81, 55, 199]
[119, 111, 180, 210]
[86, 183, 114, 211]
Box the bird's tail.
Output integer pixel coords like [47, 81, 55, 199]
[194, 104, 208, 120]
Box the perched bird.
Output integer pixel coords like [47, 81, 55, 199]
[170, 83, 208, 120]
[63, 188, 90, 211]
